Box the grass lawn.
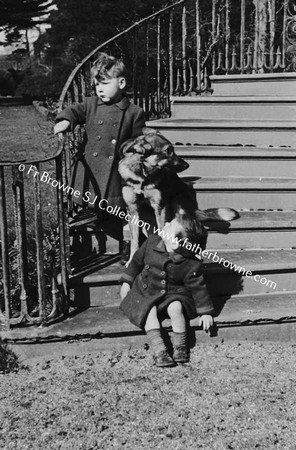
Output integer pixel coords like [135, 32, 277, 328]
[0, 105, 56, 162]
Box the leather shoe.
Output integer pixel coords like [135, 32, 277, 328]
[153, 350, 175, 367]
[120, 240, 130, 265]
[173, 346, 189, 363]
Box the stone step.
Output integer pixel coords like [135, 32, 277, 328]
[176, 145, 296, 178]
[69, 209, 121, 255]
[66, 248, 296, 305]
[146, 119, 295, 147]
[210, 73, 296, 96]
[213, 292, 296, 325]
[203, 248, 296, 296]
[72, 210, 296, 252]
[171, 96, 296, 121]
[4, 293, 296, 347]
[186, 176, 296, 209]
[206, 210, 296, 250]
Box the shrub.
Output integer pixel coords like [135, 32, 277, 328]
[15, 56, 76, 101]
[0, 339, 20, 373]
[16, 67, 59, 101]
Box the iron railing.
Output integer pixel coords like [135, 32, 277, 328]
[58, 0, 296, 120]
[0, 137, 70, 329]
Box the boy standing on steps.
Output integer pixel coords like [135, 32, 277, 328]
[120, 213, 214, 367]
[54, 52, 145, 264]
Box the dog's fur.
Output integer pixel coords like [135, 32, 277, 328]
[119, 127, 238, 264]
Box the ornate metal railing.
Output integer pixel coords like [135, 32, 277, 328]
[212, 0, 296, 74]
[58, 0, 296, 120]
[0, 137, 70, 329]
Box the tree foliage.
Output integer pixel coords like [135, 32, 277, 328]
[45, 0, 165, 64]
[0, 0, 54, 49]
[31, 0, 167, 96]
[8, 0, 170, 98]
[0, 0, 53, 29]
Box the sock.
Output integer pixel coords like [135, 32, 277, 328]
[147, 328, 166, 355]
[173, 331, 187, 349]
[123, 223, 130, 241]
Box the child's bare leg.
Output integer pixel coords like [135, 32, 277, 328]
[167, 301, 186, 333]
[145, 306, 175, 367]
[167, 301, 189, 363]
[144, 306, 160, 332]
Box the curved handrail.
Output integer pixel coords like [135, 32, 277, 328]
[58, 0, 185, 109]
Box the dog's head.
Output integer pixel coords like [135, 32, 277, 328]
[119, 128, 189, 173]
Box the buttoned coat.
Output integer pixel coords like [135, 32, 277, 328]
[120, 234, 214, 329]
[56, 96, 145, 209]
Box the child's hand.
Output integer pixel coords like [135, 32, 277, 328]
[54, 120, 70, 135]
[120, 282, 131, 300]
[199, 315, 213, 331]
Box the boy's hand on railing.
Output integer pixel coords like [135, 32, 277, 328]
[120, 282, 131, 300]
[54, 120, 71, 135]
[198, 314, 214, 332]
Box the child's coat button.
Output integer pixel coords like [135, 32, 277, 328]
[93, 152, 98, 157]
[160, 289, 165, 294]
[111, 139, 116, 144]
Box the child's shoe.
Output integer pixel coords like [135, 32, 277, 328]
[153, 350, 175, 367]
[120, 240, 130, 265]
[173, 346, 189, 363]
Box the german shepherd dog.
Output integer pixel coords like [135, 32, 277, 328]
[119, 127, 238, 264]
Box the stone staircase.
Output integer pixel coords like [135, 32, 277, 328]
[70, 73, 296, 333]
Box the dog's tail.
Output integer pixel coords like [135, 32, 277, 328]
[195, 208, 239, 222]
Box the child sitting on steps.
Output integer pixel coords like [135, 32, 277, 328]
[120, 212, 214, 367]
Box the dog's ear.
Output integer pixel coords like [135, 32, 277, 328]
[141, 139, 153, 155]
[120, 136, 153, 157]
[119, 138, 136, 158]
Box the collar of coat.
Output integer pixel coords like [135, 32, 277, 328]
[153, 236, 202, 262]
[97, 96, 130, 110]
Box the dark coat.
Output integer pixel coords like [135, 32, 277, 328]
[56, 96, 145, 209]
[120, 234, 214, 329]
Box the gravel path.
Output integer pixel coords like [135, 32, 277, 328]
[1, 342, 296, 449]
